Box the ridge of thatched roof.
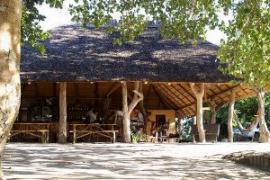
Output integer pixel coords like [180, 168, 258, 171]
[21, 25, 233, 83]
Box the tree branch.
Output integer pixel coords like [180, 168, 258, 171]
[128, 82, 144, 114]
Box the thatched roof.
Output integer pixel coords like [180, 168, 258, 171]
[20, 25, 255, 116]
[21, 25, 231, 83]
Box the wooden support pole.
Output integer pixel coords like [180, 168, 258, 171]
[190, 83, 206, 143]
[209, 102, 217, 124]
[121, 81, 144, 143]
[58, 82, 67, 143]
[227, 91, 235, 143]
[211, 107, 217, 124]
[73, 125, 76, 144]
[122, 81, 130, 143]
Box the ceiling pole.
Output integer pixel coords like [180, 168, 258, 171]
[190, 83, 206, 143]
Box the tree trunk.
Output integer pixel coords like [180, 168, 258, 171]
[0, 0, 22, 179]
[122, 82, 130, 143]
[190, 83, 205, 143]
[227, 91, 235, 143]
[256, 89, 270, 143]
[138, 83, 146, 117]
[121, 81, 143, 143]
[58, 82, 67, 143]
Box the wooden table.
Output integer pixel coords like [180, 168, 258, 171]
[69, 123, 118, 143]
[11, 122, 52, 143]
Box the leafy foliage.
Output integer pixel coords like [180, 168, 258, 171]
[22, 0, 64, 53]
[23, 1, 270, 87]
[69, 0, 225, 44]
[176, 118, 193, 142]
[218, 0, 270, 88]
[217, 93, 270, 126]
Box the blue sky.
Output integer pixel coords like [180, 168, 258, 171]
[38, 1, 227, 45]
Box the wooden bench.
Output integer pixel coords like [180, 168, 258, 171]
[10, 123, 51, 143]
[69, 123, 118, 143]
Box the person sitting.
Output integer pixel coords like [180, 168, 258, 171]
[131, 109, 144, 126]
[235, 114, 259, 140]
[86, 109, 98, 123]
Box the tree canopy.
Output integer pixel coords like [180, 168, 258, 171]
[218, 0, 270, 89]
[22, 0, 64, 53]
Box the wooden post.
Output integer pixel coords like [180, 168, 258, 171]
[121, 81, 144, 143]
[122, 81, 130, 143]
[190, 83, 206, 143]
[210, 102, 217, 124]
[227, 91, 235, 143]
[58, 82, 67, 143]
[73, 125, 76, 144]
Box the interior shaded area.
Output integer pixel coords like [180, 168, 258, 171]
[20, 81, 255, 119]
[13, 81, 255, 143]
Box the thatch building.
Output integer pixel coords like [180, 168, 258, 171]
[15, 25, 254, 143]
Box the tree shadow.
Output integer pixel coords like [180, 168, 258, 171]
[3, 143, 270, 179]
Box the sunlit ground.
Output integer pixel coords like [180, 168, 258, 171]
[3, 143, 270, 179]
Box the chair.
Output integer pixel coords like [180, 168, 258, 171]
[192, 124, 220, 142]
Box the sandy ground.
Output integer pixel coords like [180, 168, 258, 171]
[2, 143, 270, 180]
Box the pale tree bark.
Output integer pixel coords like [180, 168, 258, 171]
[58, 82, 67, 143]
[227, 91, 235, 143]
[0, 1, 22, 179]
[193, 116, 196, 125]
[255, 88, 270, 143]
[190, 83, 205, 143]
[121, 81, 143, 143]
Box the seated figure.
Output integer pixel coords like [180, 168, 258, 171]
[86, 109, 98, 123]
[234, 115, 259, 141]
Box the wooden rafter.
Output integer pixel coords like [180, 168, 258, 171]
[157, 84, 182, 107]
[160, 84, 188, 107]
[173, 84, 194, 103]
[153, 85, 178, 110]
[178, 83, 196, 101]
